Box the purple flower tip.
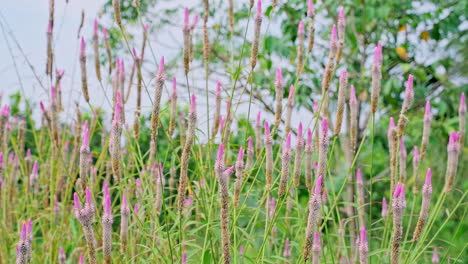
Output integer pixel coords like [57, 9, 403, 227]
[360, 227, 367, 244]
[172, 77, 177, 95]
[424, 101, 432, 121]
[182, 251, 188, 264]
[460, 93, 466, 113]
[413, 146, 420, 160]
[79, 37, 86, 57]
[382, 197, 388, 216]
[256, 111, 261, 126]
[432, 248, 439, 263]
[406, 74, 414, 93]
[73, 192, 82, 210]
[387, 117, 395, 138]
[217, 143, 224, 161]
[85, 187, 93, 205]
[313, 101, 319, 113]
[237, 147, 244, 161]
[93, 18, 99, 34]
[425, 168, 432, 186]
[331, 24, 337, 44]
[356, 169, 363, 184]
[298, 122, 303, 139]
[285, 132, 292, 150]
[20, 222, 27, 241]
[47, 23, 52, 33]
[298, 21, 305, 34]
[102, 27, 108, 38]
[216, 81, 222, 96]
[275, 68, 283, 87]
[157, 57, 165, 77]
[307, 128, 312, 145]
[264, 121, 271, 136]
[393, 182, 402, 199]
[400, 139, 406, 156]
[191, 15, 199, 29]
[307, 0, 314, 17]
[349, 85, 357, 105]
[314, 175, 323, 195]
[255, 0, 262, 19]
[59, 247, 65, 256]
[104, 194, 112, 215]
[224, 166, 235, 175]
[247, 136, 253, 149]
[340, 70, 348, 81]
[338, 6, 345, 22]
[313, 232, 321, 246]
[374, 41, 383, 66]
[190, 94, 196, 113]
[288, 85, 295, 100]
[134, 203, 139, 214]
[79, 253, 85, 264]
[184, 8, 189, 27]
[321, 118, 328, 137]
[239, 245, 245, 255]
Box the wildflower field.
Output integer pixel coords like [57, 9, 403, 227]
[0, 0, 467, 263]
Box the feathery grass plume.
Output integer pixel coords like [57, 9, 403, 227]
[264, 121, 273, 190]
[391, 183, 406, 264]
[412, 147, 421, 194]
[305, 128, 314, 190]
[169, 77, 178, 136]
[46, 23, 53, 77]
[285, 85, 295, 133]
[349, 85, 358, 154]
[233, 147, 244, 207]
[293, 123, 304, 186]
[336, 7, 346, 65]
[102, 28, 112, 74]
[177, 95, 197, 212]
[16, 221, 32, 264]
[255, 111, 262, 154]
[459, 93, 466, 147]
[78, 121, 90, 191]
[112, 0, 122, 26]
[382, 197, 388, 218]
[399, 139, 407, 182]
[278, 132, 292, 196]
[432, 248, 440, 263]
[250, 0, 262, 69]
[274, 68, 284, 129]
[397, 75, 414, 138]
[420, 101, 432, 161]
[388, 117, 399, 193]
[102, 186, 113, 264]
[321, 25, 338, 118]
[74, 188, 97, 264]
[283, 238, 291, 260]
[58, 247, 66, 264]
[412, 168, 432, 242]
[334, 70, 348, 136]
[303, 175, 323, 262]
[110, 93, 122, 183]
[311, 232, 321, 264]
[183, 8, 191, 74]
[359, 227, 369, 264]
[212, 81, 222, 138]
[356, 168, 366, 227]
[316, 118, 329, 183]
[245, 137, 254, 171]
[443, 131, 461, 193]
[79, 37, 90, 103]
[215, 144, 233, 264]
[296, 21, 305, 73]
[92, 18, 101, 81]
[202, 0, 210, 65]
[120, 192, 130, 253]
[228, 0, 234, 31]
[370, 41, 383, 113]
[306, 0, 315, 53]
[150, 57, 165, 143]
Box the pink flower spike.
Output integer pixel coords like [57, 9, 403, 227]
[184, 8, 190, 29]
[338, 6, 345, 24]
[321, 118, 328, 138]
[191, 15, 199, 29]
[172, 77, 177, 96]
[134, 203, 139, 214]
[382, 197, 388, 217]
[288, 85, 295, 101]
[121, 194, 128, 210]
[307, 128, 312, 145]
[425, 168, 432, 186]
[360, 226, 367, 244]
[413, 146, 420, 160]
[314, 175, 323, 195]
[432, 248, 439, 263]
[79, 254, 85, 264]
[93, 18, 99, 35]
[340, 70, 348, 84]
[73, 193, 82, 211]
[239, 245, 245, 255]
[307, 0, 314, 17]
[79, 37, 86, 57]
[190, 94, 196, 113]
[217, 143, 224, 161]
[102, 27, 108, 38]
[459, 93, 466, 113]
[297, 122, 303, 140]
[32, 161, 39, 175]
[1, 105, 10, 117]
[182, 251, 188, 264]
[103, 181, 109, 198]
[224, 166, 235, 175]
[400, 139, 406, 157]
[59, 247, 65, 259]
[349, 85, 357, 105]
[247, 136, 253, 149]
[284, 132, 292, 151]
[256, 111, 262, 127]
[405, 74, 414, 97]
[157, 57, 165, 80]
[237, 147, 244, 161]
[255, 0, 262, 20]
[104, 194, 112, 215]
[374, 41, 383, 66]
[275, 68, 283, 88]
[298, 21, 305, 34]
[424, 101, 432, 122]
[356, 168, 363, 184]
[20, 222, 27, 241]
[264, 121, 271, 136]
[85, 187, 93, 206]
[313, 232, 321, 248]
[313, 101, 319, 113]
[144, 23, 149, 32]
[330, 24, 337, 46]
[393, 182, 401, 199]
[47, 23, 52, 33]
[216, 81, 222, 96]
